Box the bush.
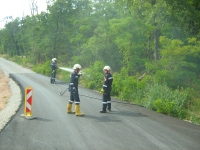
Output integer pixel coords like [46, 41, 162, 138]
[189, 114, 200, 125]
[33, 60, 51, 76]
[141, 83, 188, 118]
[82, 61, 106, 90]
[112, 68, 151, 102]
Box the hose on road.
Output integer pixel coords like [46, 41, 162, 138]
[52, 80, 130, 104]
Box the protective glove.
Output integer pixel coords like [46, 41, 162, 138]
[78, 71, 82, 76]
[100, 88, 104, 94]
[72, 87, 77, 93]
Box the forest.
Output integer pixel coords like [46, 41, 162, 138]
[0, 0, 200, 124]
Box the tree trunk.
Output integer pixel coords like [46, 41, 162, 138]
[148, 36, 151, 61]
[154, 29, 159, 60]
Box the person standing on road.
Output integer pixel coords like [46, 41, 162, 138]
[67, 64, 84, 116]
[50, 58, 58, 84]
[100, 66, 113, 113]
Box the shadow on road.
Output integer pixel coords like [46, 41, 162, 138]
[111, 110, 147, 117]
[84, 115, 121, 122]
[34, 117, 53, 122]
[84, 110, 147, 122]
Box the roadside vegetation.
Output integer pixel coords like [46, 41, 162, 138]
[2, 55, 200, 125]
[0, 0, 200, 125]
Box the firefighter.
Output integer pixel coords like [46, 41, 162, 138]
[67, 64, 84, 116]
[100, 66, 113, 113]
[50, 58, 57, 84]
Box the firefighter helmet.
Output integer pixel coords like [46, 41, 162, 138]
[73, 64, 82, 70]
[52, 58, 57, 62]
[103, 66, 111, 71]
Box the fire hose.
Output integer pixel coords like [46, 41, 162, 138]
[53, 82, 129, 104]
[59, 86, 101, 100]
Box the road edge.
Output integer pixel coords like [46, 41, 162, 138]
[0, 73, 22, 133]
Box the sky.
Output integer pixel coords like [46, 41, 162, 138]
[0, 0, 48, 29]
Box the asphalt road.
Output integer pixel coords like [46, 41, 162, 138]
[0, 58, 200, 150]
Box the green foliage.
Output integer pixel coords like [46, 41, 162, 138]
[6, 55, 34, 69]
[82, 61, 106, 90]
[111, 67, 136, 101]
[109, 16, 148, 74]
[112, 67, 151, 101]
[184, 88, 200, 124]
[140, 83, 188, 118]
[33, 61, 51, 76]
[189, 114, 200, 125]
[146, 37, 200, 89]
[153, 99, 176, 114]
[153, 99, 187, 118]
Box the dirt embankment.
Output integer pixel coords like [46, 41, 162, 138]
[0, 70, 12, 111]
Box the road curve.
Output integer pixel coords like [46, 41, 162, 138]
[0, 57, 200, 150]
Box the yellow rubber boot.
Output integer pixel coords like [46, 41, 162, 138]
[75, 105, 84, 116]
[67, 103, 75, 114]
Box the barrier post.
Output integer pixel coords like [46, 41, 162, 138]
[20, 86, 36, 120]
[24, 86, 33, 117]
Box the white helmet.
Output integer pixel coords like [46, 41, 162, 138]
[103, 66, 111, 71]
[73, 64, 82, 70]
[52, 58, 57, 62]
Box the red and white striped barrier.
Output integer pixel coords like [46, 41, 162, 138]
[24, 87, 33, 117]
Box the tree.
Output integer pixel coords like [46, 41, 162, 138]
[1, 18, 21, 56]
[163, 0, 200, 36]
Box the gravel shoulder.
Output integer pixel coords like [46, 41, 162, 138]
[0, 69, 22, 132]
[0, 70, 11, 110]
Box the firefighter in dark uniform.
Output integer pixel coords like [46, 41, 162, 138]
[100, 66, 113, 113]
[50, 58, 57, 84]
[67, 64, 84, 116]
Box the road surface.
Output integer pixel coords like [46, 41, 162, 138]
[0, 58, 200, 150]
